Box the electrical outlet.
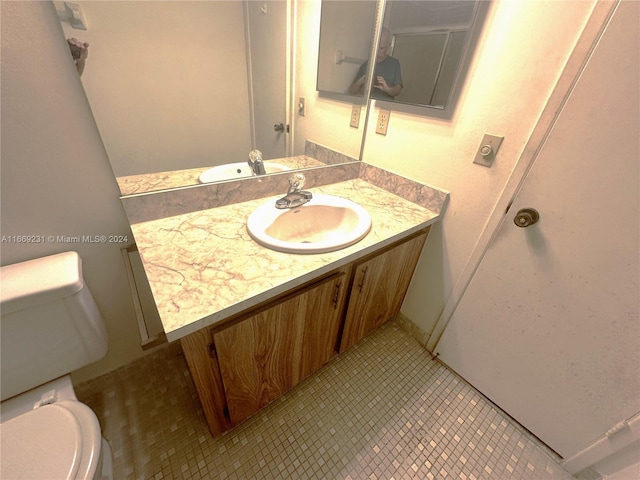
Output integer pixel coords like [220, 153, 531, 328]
[376, 109, 390, 135]
[350, 105, 361, 128]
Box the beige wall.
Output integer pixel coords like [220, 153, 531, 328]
[316, 1, 376, 94]
[1, 1, 148, 382]
[293, 0, 370, 160]
[387, 0, 596, 336]
[310, 0, 596, 338]
[1, 0, 601, 384]
[58, 1, 252, 177]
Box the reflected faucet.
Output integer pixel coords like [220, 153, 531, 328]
[248, 149, 266, 175]
[275, 173, 313, 209]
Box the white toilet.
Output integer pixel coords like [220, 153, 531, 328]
[0, 251, 113, 480]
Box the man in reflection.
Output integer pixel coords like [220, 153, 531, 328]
[350, 27, 403, 100]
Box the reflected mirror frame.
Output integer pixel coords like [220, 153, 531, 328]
[368, 0, 490, 119]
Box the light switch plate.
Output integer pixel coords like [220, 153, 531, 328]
[376, 109, 390, 135]
[473, 133, 504, 167]
[64, 2, 88, 30]
[350, 105, 361, 128]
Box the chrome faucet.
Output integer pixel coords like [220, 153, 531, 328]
[248, 149, 266, 175]
[275, 173, 313, 209]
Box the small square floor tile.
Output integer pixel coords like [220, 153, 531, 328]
[76, 321, 575, 480]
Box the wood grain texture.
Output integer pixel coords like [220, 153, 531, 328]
[340, 230, 428, 352]
[180, 329, 232, 436]
[214, 271, 349, 425]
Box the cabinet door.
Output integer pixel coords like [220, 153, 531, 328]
[340, 231, 427, 352]
[213, 270, 348, 425]
[181, 329, 232, 437]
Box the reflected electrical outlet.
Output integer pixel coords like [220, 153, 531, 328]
[376, 110, 390, 135]
[350, 105, 361, 128]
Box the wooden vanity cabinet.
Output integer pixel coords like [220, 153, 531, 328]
[339, 230, 428, 352]
[180, 227, 429, 437]
[213, 269, 350, 425]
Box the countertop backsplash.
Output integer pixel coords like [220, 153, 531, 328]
[120, 161, 448, 225]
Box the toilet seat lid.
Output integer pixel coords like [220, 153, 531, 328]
[1, 404, 82, 480]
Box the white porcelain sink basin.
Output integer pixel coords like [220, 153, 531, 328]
[247, 194, 372, 254]
[199, 162, 290, 183]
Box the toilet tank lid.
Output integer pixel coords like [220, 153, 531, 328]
[1, 251, 85, 315]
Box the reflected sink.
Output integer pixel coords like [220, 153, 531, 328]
[199, 162, 291, 183]
[247, 194, 372, 254]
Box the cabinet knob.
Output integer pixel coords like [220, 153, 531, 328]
[358, 266, 369, 292]
[332, 281, 342, 309]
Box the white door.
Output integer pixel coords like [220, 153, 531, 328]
[245, 0, 288, 160]
[436, 1, 639, 460]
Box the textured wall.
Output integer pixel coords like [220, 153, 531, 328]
[1, 1, 146, 382]
[359, 0, 597, 337]
[58, 1, 252, 177]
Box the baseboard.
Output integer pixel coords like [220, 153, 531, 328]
[394, 312, 431, 350]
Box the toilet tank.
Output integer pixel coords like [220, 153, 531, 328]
[1, 251, 108, 401]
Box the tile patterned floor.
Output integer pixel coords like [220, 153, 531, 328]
[76, 321, 576, 480]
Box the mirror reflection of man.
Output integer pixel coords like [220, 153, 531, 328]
[350, 27, 403, 99]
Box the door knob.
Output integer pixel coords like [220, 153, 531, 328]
[514, 208, 540, 227]
[274, 123, 285, 132]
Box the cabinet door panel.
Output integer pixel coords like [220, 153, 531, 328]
[181, 329, 232, 437]
[214, 271, 348, 425]
[340, 232, 427, 352]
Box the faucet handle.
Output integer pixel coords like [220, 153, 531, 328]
[249, 149, 263, 163]
[288, 173, 306, 192]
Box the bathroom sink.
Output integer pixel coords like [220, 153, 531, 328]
[199, 162, 290, 183]
[247, 194, 372, 254]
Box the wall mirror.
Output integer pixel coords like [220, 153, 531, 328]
[56, 1, 366, 196]
[316, 0, 378, 101]
[376, 0, 488, 114]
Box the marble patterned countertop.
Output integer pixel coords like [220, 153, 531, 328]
[130, 177, 446, 341]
